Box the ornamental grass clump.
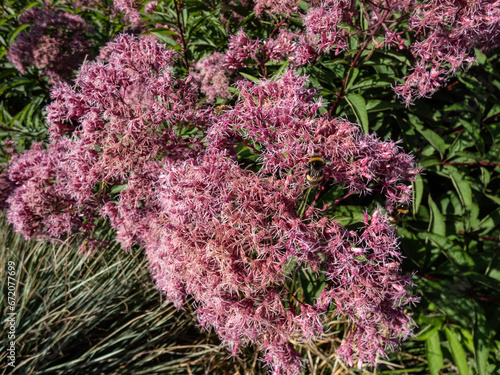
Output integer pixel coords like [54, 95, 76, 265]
[3, 34, 419, 374]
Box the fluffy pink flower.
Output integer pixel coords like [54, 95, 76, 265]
[113, 0, 143, 28]
[194, 52, 232, 102]
[6, 140, 97, 240]
[7, 7, 94, 82]
[395, 0, 500, 104]
[45, 34, 209, 248]
[140, 71, 418, 372]
[146, 153, 312, 373]
[208, 70, 418, 208]
[143, 148, 417, 372]
[254, 0, 302, 15]
[264, 30, 299, 62]
[225, 30, 261, 70]
[263, 30, 317, 66]
[5, 31, 418, 371]
[303, 1, 350, 54]
[144, 1, 158, 13]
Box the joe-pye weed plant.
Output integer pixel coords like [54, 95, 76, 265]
[1, 0, 499, 374]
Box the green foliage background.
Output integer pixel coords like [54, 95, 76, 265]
[1, 0, 499, 374]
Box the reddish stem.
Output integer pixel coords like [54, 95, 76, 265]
[483, 112, 500, 124]
[458, 231, 500, 242]
[467, 292, 500, 304]
[318, 189, 357, 215]
[330, 8, 391, 114]
[174, 0, 190, 70]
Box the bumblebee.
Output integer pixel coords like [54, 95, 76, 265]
[213, 105, 228, 115]
[389, 202, 410, 223]
[306, 155, 326, 187]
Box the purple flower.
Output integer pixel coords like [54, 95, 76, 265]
[46, 34, 208, 207]
[143, 71, 418, 372]
[303, 1, 350, 54]
[395, 0, 500, 104]
[144, 1, 158, 14]
[6, 140, 97, 240]
[225, 30, 261, 70]
[254, 0, 302, 16]
[193, 52, 232, 102]
[142, 148, 417, 372]
[208, 70, 418, 207]
[146, 152, 311, 373]
[112, 0, 143, 29]
[4, 32, 419, 372]
[7, 7, 94, 83]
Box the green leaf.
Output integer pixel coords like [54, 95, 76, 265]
[239, 72, 261, 83]
[475, 48, 487, 65]
[426, 330, 444, 375]
[110, 184, 127, 194]
[484, 193, 500, 205]
[478, 209, 500, 234]
[420, 156, 441, 168]
[445, 167, 472, 212]
[418, 232, 474, 267]
[428, 194, 446, 236]
[345, 67, 359, 91]
[416, 324, 440, 341]
[474, 305, 489, 375]
[271, 60, 290, 79]
[460, 329, 475, 354]
[350, 76, 395, 90]
[444, 327, 469, 375]
[8, 24, 30, 44]
[460, 119, 485, 154]
[413, 174, 423, 215]
[415, 126, 447, 158]
[151, 31, 181, 49]
[345, 93, 368, 133]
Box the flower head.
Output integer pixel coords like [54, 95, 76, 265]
[208, 70, 418, 207]
[7, 7, 94, 82]
[194, 52, 232, 102]
[46, 34, 208, 206]
[6, 140, 97, 240]
[395, 0, 500, 103]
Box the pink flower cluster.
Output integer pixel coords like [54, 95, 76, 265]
[200, 0, 500, 105]
[193, 52, 233, 102]
[47, 33, 208, 246]
[6, 140, 98, 240]
[394, 0, 500, 104]
[7, 7, 94, 83]
[193, 28, 318, 101]
[302, 0, 350, 54]
[4, 35, 418, 373]
[112, 0, 146, 29]
[208, 71, 417, 208]
[254, 0, 302, 16]
[147, 153, 310, 372]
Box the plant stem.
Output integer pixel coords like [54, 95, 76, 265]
[458, 231, 500, 242]
[330, 8, 391, 114]
[174, 0, 190, 70]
